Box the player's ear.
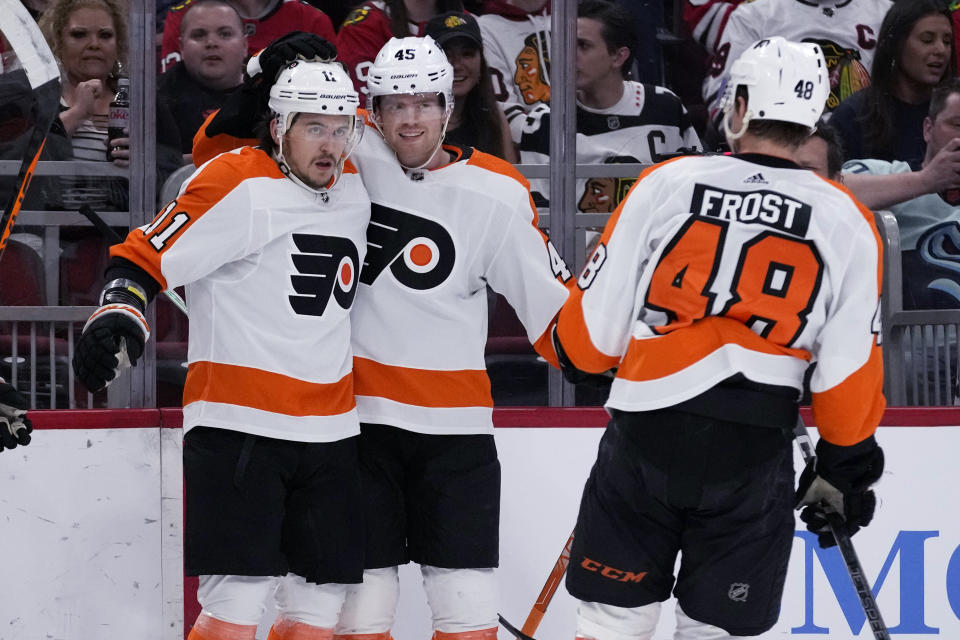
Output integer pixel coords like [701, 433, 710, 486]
[270, 116, 280, 146]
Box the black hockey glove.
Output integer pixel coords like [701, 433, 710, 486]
[255, 31, 337, 81]
[795, 435, 884, 548]
[206, 32, 337, 140]
[552, 325, 616, 389]
[73, 303, 150, 393]
[0, 382, 32, 450]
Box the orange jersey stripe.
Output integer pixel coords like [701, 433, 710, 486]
[111, 148, 283, 290]
[617, 316, 811, 382]
[192, 110, 258, 167]
[183, 360, 355, 417]
[353, 357, 493, 408]
[811, 344, 885, 446]
[466, 149, 540, 226]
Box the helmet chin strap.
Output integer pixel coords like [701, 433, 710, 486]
[722, 108, 752, 152]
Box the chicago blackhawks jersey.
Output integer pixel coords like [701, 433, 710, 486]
[337, 1, 426, 107]
[160, 0, 337, 73]
[702, 0, 893, 120]
[478, 5, 551, 139]
[516, 81, 702, 212]
[348, 128, 570, 434]
[684, 0, 745, 53]
[112, 146, 370, 442]
[557, 153, 885, 447]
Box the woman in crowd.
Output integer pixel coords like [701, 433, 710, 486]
[830, 0, 954, 168]
[425, 10, 517, 161]
[39, 0, 128, 211]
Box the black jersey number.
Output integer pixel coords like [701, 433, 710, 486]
[645, 218, 823, 346]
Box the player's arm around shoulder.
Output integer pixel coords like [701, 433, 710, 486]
[114, 148, 272, 292]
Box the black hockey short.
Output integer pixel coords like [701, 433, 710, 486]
[358, 423, 501, 570]
[566, 408, 796, 636]
[183, 426, 364, 585]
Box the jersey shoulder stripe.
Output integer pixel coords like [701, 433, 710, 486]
[111, 147, 282, 290]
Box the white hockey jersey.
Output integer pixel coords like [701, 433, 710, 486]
[702, 0, 893, 119]
[348, 127, 570, 434]
[557, 153, 885, 447]
[478, 7, 552, 139]
[517, 82, 703, 213]
[112, 147, 371, 442]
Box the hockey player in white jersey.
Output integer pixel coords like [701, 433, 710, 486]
[554, 38, 885, 639]
[702, 0, 893, 123]
[72, 60, 371, 640]
[191, 32, 569, 639]
[329, 35, 570, 640]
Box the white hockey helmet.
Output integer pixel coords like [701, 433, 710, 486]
[719, 37, 828, 141]
[268, 60, 363, 190]
[366, 35, 454, 113]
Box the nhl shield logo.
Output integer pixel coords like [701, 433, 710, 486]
[607, 115, 621, 130]
[728, 583, 749, 602]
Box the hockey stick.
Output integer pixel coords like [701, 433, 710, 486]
[78, 204, 188, 315]
[0, 4, 61, 258]
[499, 529, 574, 640]
[794, 417, 890, 640]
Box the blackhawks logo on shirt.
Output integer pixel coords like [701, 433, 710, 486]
[342, 6, 372, 28]
[804, 38, 871, 111]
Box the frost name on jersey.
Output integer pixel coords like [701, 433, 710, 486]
[691, 184, 811, 237]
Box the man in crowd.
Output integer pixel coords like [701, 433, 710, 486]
[844, 78, 960, 309]
[158, 0, 247, 162]
[516, 0, 701, 211]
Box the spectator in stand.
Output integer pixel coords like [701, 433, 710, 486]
[477, 0, 549, 139]
[795, 121, 845, 182]
[425, 10, 517, 161]
[337, 0, 464, 107]
[160, 0, 336, 74]
[683, 0, 743, 56]
[843, 79, 960, 310]
[701, 0, 893, 129]
[158, 0, 247, 163]
[38, 0, 129, 211]
[831, 0, 954, 171]
[516, 0, 702, 211]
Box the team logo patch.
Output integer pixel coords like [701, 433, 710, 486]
[361, 203, 455, 290]
[743, 172, 768, 185]
[804, 38, 870, 111]
[606, 115, 620, 130]
[341, 6, 371, 27]
[289, 234, 360, 316]
[728, 583, 750, 602]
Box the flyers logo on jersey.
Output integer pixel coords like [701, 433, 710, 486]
[289, 233, 360, 316]
[361, 203, 455, 290]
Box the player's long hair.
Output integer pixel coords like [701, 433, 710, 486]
[387, 0, 465, 37]
[451, 41, 508, 159]
[859, 0, 955, 160]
